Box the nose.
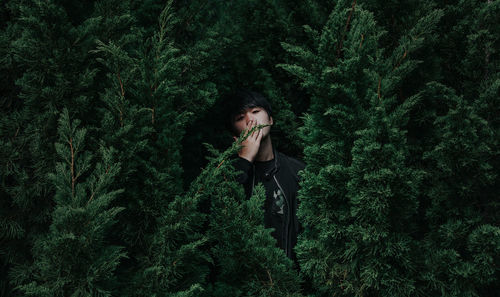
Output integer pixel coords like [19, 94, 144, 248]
[245, 113, 256, 125]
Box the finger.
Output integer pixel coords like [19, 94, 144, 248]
[256, 123, 263, 136]
[257, 128, 263, 142]
[233, 136, 237, 142]
[257, 127, 263, 140]
[250, 120, 256, 138]
[251, 125, 258, 140]
[243, 121, 251, 137]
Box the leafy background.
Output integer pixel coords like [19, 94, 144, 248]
[1, 0, 498, 296]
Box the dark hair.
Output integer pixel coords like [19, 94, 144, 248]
[223, 89, 273, 136]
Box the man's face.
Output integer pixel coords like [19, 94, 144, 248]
[232, 106, 273, 138]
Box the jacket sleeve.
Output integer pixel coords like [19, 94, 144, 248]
[233, 156, 253, 184]
[233, 156, 254, 199]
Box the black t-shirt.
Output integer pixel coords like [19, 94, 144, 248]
[254, 158, 286, 249]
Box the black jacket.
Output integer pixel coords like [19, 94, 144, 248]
[233, 146, 305, 262]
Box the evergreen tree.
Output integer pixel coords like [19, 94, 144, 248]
[14, 109, 125, 297]
[1, 0, 134, 295]
[279, 0, 444, 295]
[181, 0, 315, 186]
[420, 83, 499, 296]
[0, 2, 24, 295]
[92, 1, 219, 294]
[417, 1, 500, 295]
[192, 132, 303, 297]
[1, 0, 498, 296]
[342, 98, 424, 296]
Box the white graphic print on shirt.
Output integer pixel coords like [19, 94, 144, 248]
[273, 188, 285, 215]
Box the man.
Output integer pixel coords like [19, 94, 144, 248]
[225, 89, 305, 263]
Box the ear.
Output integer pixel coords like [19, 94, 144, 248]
[270, 116, 273, 125]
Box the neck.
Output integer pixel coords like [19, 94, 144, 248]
[255, 135, 274, 162]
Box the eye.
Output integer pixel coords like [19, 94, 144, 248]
[235, 115, 244, 121]
[252, 109, 260, 114]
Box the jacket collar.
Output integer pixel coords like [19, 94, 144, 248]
[262, 145, 280, 180]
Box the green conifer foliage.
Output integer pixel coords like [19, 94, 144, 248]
[436, 0, 499, 100]
[1, 0, 498, 296]
[0, 2, 24, 295]
[416, 1, 499, 295]
[419, 83, 499, 296]
[3, 0, 95, 266]
[209, 0, 304, 144]
[279, 0, 445, 295]
[343, 100, 424, 296]
[181, 0, 313, 183]
[1, 0, 134, 295]
[92, 1, 219, 295]
[189, 133, 303, 297]
[14, 109, 125, 297]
